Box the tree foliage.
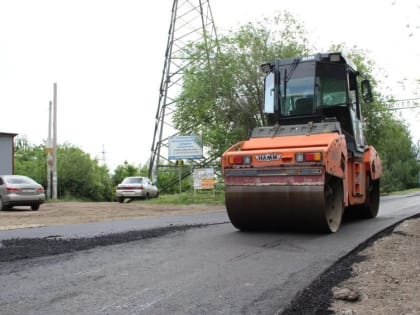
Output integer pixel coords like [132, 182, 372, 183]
[14, 137, 196, 198]
[57, 144, 114, 201]
[14, 138, 114, 201]
[173, 12, 310, 159]
[340, 46, 420, 192]
[111, 161, 141, 186]
[14, 137, 46, 185]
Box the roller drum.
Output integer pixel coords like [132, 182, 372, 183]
[225, 180, 343, 232]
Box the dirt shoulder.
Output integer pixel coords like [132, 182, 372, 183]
[328, 215, 420, 315]
[283, 215, 420, 314]
[0, 202, 223, 231]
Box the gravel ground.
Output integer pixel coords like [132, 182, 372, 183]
[1, 203, 419, 314]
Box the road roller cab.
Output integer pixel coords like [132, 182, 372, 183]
[222, 52, 382, 232]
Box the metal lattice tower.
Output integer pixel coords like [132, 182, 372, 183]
[148, 0, 219, 183]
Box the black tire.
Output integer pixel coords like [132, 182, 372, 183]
[363, 178, 380, 218]
[117, 197, 124, 203]
[346, 178, 380, 220]
[31, 204, 40, 211]
[323, 177, 344, 233]
[0, 197, 5, 211]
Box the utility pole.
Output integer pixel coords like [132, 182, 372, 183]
[148, 0, 219, 184]
[52, 83, 58, 200]
[46, 83, 58, 199]
[46, 101, 53, 199]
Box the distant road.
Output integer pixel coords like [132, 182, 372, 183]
[0, 193, 419, 314]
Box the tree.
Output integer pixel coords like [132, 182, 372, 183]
[57, 144, 113, 201]
[14, 138, 114, 201]
[339, 46, 420, 192]
[14, 137, 46, 186]
[173, 12, 310, 159]
[111, 161, 141, 186]
[174, 13, 419, 193]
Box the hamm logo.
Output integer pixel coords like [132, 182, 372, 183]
[255, 153, 281, 161]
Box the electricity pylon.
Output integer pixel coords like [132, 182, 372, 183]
[148, 0, 219, 183]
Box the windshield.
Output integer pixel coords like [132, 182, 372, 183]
[5, 176, 37, 185]
[263, 61, 348, 118]
[282, 77, 314, 116]
[122, 177, 144, 184]
[281, 62, 315, 117]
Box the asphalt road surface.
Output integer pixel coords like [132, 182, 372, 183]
[0, 193, 419, 315]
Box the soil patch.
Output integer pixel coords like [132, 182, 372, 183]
[0, 201, 222, 230]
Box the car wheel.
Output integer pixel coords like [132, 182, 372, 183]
[117, 197, 124, 203]
[0, 197, 5, 211]
[31, 204, 40, 211]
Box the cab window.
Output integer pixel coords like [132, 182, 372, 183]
[316, 63, 347, 107]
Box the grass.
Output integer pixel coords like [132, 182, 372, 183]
[144, 190, 225, 205]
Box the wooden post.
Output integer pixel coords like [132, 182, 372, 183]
[52, 83, 58, 200]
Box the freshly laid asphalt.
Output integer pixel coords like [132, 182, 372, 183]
[0, 210, 229, 241]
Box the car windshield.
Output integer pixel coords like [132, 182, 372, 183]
[5, 176, 37, 185]
[122, 177, 143, 184]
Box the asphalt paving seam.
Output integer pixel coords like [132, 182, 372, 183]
[0, 223, 226, 262]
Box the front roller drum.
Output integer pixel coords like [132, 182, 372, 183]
[225, 178, 344, 233]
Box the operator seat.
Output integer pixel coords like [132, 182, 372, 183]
[293, 97, 313, 115]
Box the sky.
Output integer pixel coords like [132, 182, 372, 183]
[1, 0, 419, 172]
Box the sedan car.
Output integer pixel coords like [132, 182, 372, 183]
[0, 175, 45, 211]
[116, 176, 159, 203]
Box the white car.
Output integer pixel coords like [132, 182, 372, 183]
[116, 176, 159, 203]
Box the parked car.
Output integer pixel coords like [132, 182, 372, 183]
[0, 175, 45, 211]
[116, 176, 159, 203]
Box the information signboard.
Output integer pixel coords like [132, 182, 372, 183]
[193, 168, 215, 190]
[168, 135, 203, 160]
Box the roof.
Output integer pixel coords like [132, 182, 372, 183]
[0, 132, 18, 137]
